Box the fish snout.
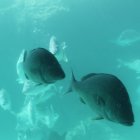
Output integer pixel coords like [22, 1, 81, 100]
[119, 111, 134, 126]
[53, 69, 65, 80]
[117, 104, 134, 126]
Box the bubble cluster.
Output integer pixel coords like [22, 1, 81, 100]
[0, 89, 11, 111]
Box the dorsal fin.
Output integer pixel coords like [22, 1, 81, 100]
[80, 97, 86, 104]
[64, 69, 76, 95]
[23, 50, 27, 62]
[81, 73, 97, 81]
[70, 69, 76, 82]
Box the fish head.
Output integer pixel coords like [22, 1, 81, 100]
[115, 101, 134, 126]
[105, 96, 134, 126]
[96, 74, 135, 126]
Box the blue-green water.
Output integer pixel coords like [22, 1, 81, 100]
[0, 0, 140, 139]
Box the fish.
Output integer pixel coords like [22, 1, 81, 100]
[16, 48, 65, 95]
[22, 47, 65, 84]
[49, 36, 68, 62]
[68, 72, 134, 126]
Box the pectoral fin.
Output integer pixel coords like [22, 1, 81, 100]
[97, 96, 105, 106]
[92, 116, 104, 120]
[80, 97, 86, 104]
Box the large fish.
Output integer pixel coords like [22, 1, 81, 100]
[22, 47, 65, 84]
[68, 72, 134, 126]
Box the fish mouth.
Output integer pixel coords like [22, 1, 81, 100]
[58, 72, 65, 79]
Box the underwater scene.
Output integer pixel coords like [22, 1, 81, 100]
[0, 0, 140, 140]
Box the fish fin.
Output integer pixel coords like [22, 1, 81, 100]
[22, 80, 43, 95]
[24, 73, 29, 80]
[39, 69, 48, 84]
[81, 73, 97, 81]
[71, 69, 77, 82]
[23, 50, 27, 62]
[80, 97, 86, 104]
[96, 96, 105, 106]
[16, 49, 28, 84]
[92, 116, 104, 120]
[64, 86, 72, 95]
